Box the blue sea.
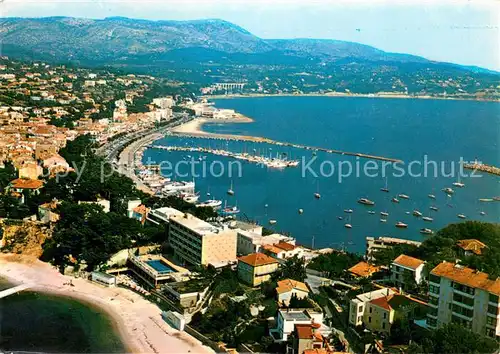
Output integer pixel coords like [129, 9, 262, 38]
[144, 97, 500, 253]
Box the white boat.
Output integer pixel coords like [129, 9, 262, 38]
[457, 214, 466, 219]
[367, 211, 376, 215]
[422, 216, 434, 222]
[163, 180, 195, 194]
[196, 199, 223, 209]
[380, 211, 389, 217]
[314, 193, 321, 199]
[227, 180, 235, 196]
[269, 219, 277, 225]
[420, 228, 434, 235]
[398, 194, 410, 200]
[480, 211, 486, 216]
[479, 198, 494, 202]
[298, 209, 304, 214]
[452, 182, 465, 188]
[344, 209, 353, 214]
[182, 193, 200, 204]
[428, 194, 436, 199]
[380, 218, 387, 223]
[337, 216, 344, 220]
[395, 222, 408, 228]
[443, 187, 454, 195]
[413, 210, 422, 217]
[430, 206, 439, 211]
[357, 198, 375, 206]
[344, 223, 352, 229]
[391, 197, 400, 203]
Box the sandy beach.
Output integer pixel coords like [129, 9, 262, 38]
[0, 254, 214, 354]
[171, 115, 253, 136]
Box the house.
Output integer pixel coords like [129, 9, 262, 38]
[8, 178, 44, 203]
[349, 288, 397, 328]
[237, 253, 279, 287]
[427, 261, 500, 340]
[276, 279, 310, 306]
[18, 163, 43, 180]
[271, 308, 324, 341]
[348, 261, 381, 278]
[131, 204, 150, 225]
[38, 200, 60, 223]
[262, 241, 303, 260]
[457, 239, 487, 257]
[236, 229, 295, 255]
[291, 323, 329, 354]
[391, 254, 425, 288]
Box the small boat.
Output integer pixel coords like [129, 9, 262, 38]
[227, 180, 235, 196]
[380, 177, 389, 193]
[344, 223, 352, 229]
[398, 194, 410, 200]
[337, 216, 344, 220]
[380, 211, 389, 217]
[420, 228, 434, 235]
[269, 219, 277, 225]
[358, 198, 375, 206]
[298, 209, 304, 214]
[314, 193, 321, 199]
[422, 216, 434, 222]
[413, 210, 422, 217]
[196, 199, 222, 209]
[457, 214, 466, 219]
[443, 187, 454, 195]
[479, 198, 494, 202]
[367, 211, 376, 215]
[429, 206, 439, 211]
[405, 211, 410, 215]
[494, 196, 500, 202]
[480, 211, 486, 216]
[452, 182, 465, 188]
[391, 197, 400, 203]
[395, 222, 408, 228]
[428, 194, 436, 199]
[344, 209, 353, 214]
[380, 218, 387, 223]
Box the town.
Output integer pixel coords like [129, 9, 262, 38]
[0, 55, 499, 354]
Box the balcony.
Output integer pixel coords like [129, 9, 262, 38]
[452, 299, 474, 310]
[452, 288, 475, 299]
[451, 310, 473, 321]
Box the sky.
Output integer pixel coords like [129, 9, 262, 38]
[2, 0, 499, 71]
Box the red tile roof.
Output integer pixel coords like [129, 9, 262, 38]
[431, 261, 500, 296]
[238, 252, 278, 267]
[392, 254, 425, 270]
[370, 296, 393, 311]
[348, 261, 380, 278]
[9, 178, 43, 190]
[276, 279, 309, 294]
[457, 239, 487, 255]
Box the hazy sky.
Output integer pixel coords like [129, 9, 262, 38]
[3, 0, 499, 70]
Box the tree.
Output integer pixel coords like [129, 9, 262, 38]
[274, 255, 307, 282]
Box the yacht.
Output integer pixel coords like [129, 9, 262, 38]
[196, 199, 222, 209]
[380, 218, 387, 223]
[428, 194, 436, 199]
[380, 211, 389, 217]
[391, 197, 400, 203]
[422, 216, 434, 222]
[337, 216, 344, 220]
[367, 211, 376, 215]
[269, 219, 277, 225]
[398, 194, 410, 200]
[380, 177, 389, 193]
[443, 187, 454, 195]
[395, 222, 408, 228]
[298, 208, 304, 214]
[344, 223, 352, 229]
[344, 209, 354, 214]
[181, 193, 200, 204]
[429, 206, 439, 211]
[452, 182, 465, 188]
[479, 198, 493, 202]
[357, 198, 375, 206]
[162, 180, 195, 195]
[227, 180, 235, 196]
[413, 210, 423, 217]
[314, 193, 321, 199]
[222, 205, 240, 215]
[480, 211, 486, 216]
[420, 228, 434, 235]
[457, 214, 466, 219]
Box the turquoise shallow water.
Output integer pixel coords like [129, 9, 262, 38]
[145, 96, 500, 252]
[0, 278, 125, 353]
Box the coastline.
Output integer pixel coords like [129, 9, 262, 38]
[205, 92, 500, 102]
[0, 254, 213, 354]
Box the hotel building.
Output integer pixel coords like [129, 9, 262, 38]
[427, 261, 500, 340]
[169, 213, 237, 266]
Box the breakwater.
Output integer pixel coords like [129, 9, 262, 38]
[168, 131, 403, 163]
[463, 162, 500, 177]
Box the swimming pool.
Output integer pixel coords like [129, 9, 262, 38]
[145, 260, 176, 275]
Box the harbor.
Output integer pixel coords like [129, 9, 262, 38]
[168, 130, 403, 163]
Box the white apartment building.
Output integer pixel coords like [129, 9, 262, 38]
[236, 229, 295, 255]
[169, 213, 237, 266]
[427, 261, 500, 340]
[349, 288, 397, 328]
[391, 254, 426, 288]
